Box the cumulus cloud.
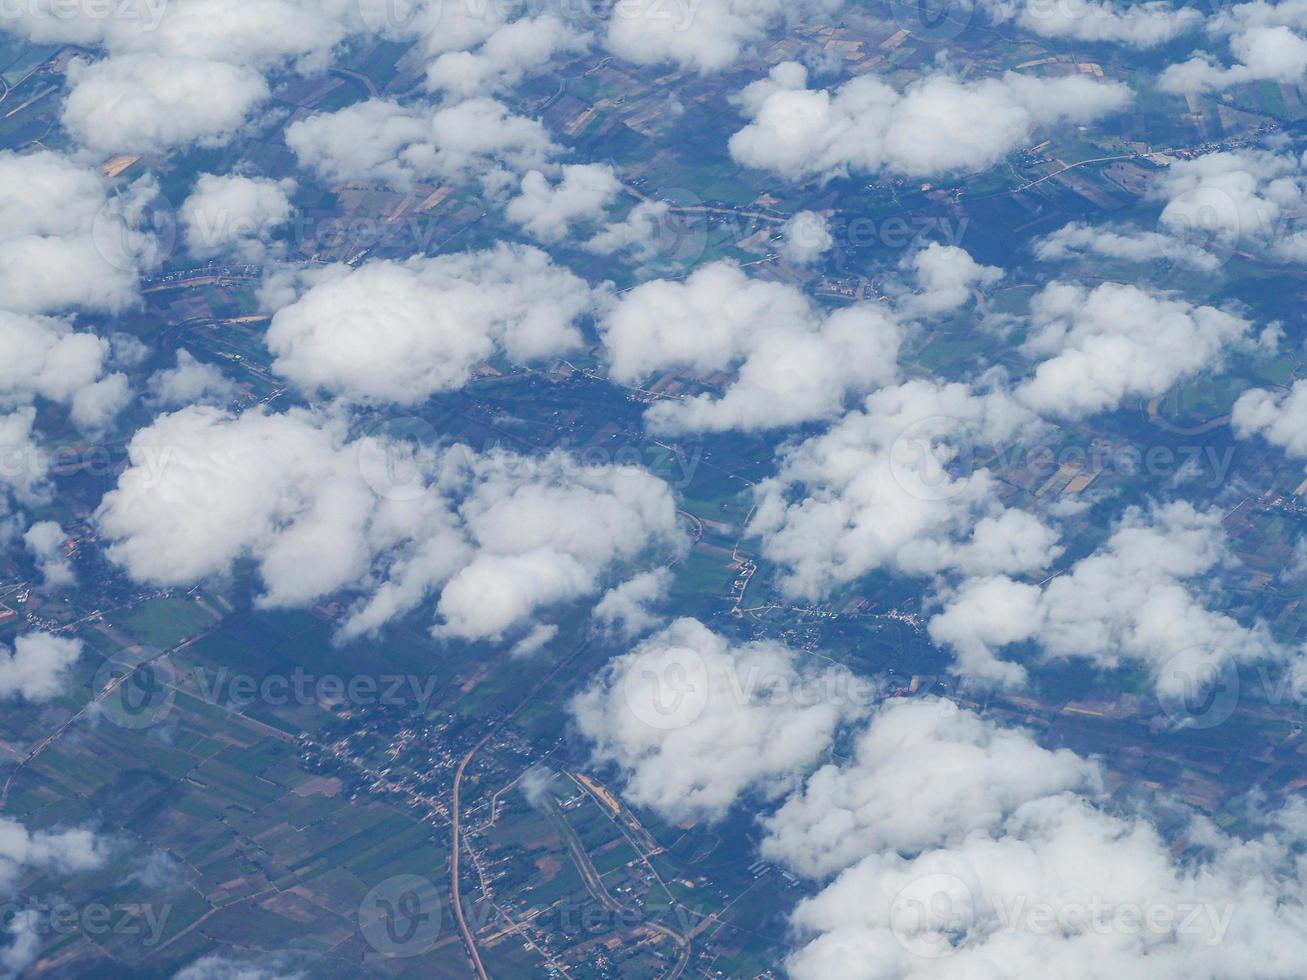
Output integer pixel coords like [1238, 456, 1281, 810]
[896, 243, 1002, 317]
[0, 310, 131, 431]
[605, 0, 840, 72]
[1232, 379, 1307, 456]
[286, 98, 557, 192]
[0, 633, 82, 702]
[95, 407, 684, 641]
[0, 150, 155, 316]
[1035, 222, 1222, 272]
[929, 501, 1274, 691]
[571, 618, 870, 822]
[63, 54, 270, 154]
[1153, 148, 1307, 260]
[729, 63, 1130, 182]
[263, 245, 594, 404]
[23, 521, 74, 590]
[986, 0, 1202, 46]
[1015, 281, 1255, 418]
[592, 567, 672, 640]
[147, 350, 240, 408]
[762, 698, 1101, 878]
[750, 379, 1060, 598]
[426, 14, 589, 97]
[600, 261, 904, 432]
[505, 164, 622, 242]
[785, 792, 1307, 979]
[1161, 0, 1307, 93]
[780, 210, 834, 265]
[180, 174, 296, 261]
[26, 0, 356, 152]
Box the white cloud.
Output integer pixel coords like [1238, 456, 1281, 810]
[987, 0, 1201, 47]
[605, 0, 841, 72]
[601, 261, 904, 432]
[0, 633, 81, 702]
[1015, 281, 1255, 418]
[0, 150, 154, 316]
[147, 350, 239, 408]
[264, 245, 594, 404]
[780, 210, 834, 265]
[592, 567, 672, 639]
[95, 407, 684, 641]
[750, 379, 1059, 598]
[897, 243, 1002, 317]
[762, 698, 1101, 877]
[23, 521, 74, 591]
[1233, 379, 1307, 456]
[505, 164, 622, 242]
[426, 14, 589, 97]
[729, 63, 1130, 181]
[0, 310, 130, 431]
[180, 174, 296, 261]
[1035, 222, 1222, 272]
[286, 98, 558, 192]
[785, 792, 1307, 979]
[571, 618, 870, 822]
[929, 501, 1274, 692]
[63, 53, 270, 154]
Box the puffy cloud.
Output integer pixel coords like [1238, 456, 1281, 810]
[173, 954, 304, 980]
[286, 98, 557, 192]
[785, 792, 1307, 979]
[426, 14, 589, 97]
[986, 0, 1201, 46]
[0, 633, 81, 702]
[583, 201, 675, 260]
[0, 310, 131, 431]
[180, 174, 296, 261]
[0, 150, 154, 316]
[780, 210, 834, 265]
[605, 0, 841, 72]
[1015, 281, 1255, 418]
[62, 54, 270, 154]
[0, 410, 50, 506]
[896, 243, 1002, 317]
[505, 164, 622, 242]
[592, 567, 672, 639]
[750, 379, 1060, 598]
[1153, 148, 1307, 260]
[761, 698, 1101, 877]
[1232, 379, 1307, 456]
[600, 261, 904, 432]
[1162, 1, 1307, 92]
[147, 350, 240, 408]
[571, 618, 870, 822]
[1034, 222, 1222, 272]
[729, 63, 1130, 182]
[23, 521, 74, 590]
[24, 0, 355, 152]
[929, 502, 1274, 692]
[263, 245, 594, 404]
[95, 407, 684, 641]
